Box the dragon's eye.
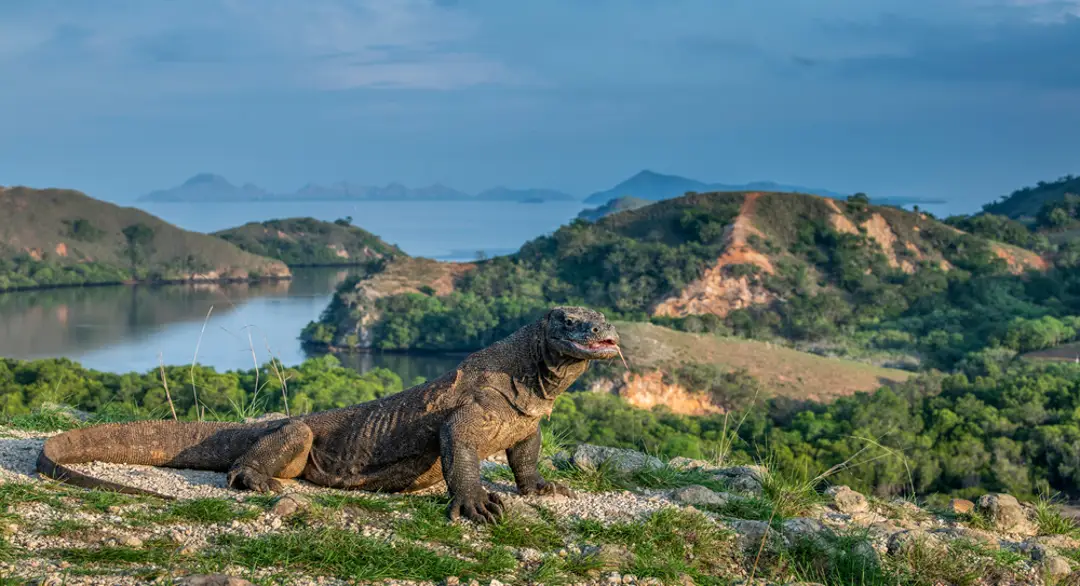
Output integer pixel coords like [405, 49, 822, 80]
[565, 317, 575, 327]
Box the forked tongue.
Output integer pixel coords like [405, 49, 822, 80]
[616, 345, 630, 371]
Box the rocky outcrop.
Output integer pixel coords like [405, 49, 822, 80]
[652, 192, 776, 318]
[590, 369, 723, 416]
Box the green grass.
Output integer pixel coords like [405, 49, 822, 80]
[398, 497, 464, 545]
[42, 518, 93, 537]
[1033, 493, 1080, 537]
[0, 408, 84, 432]
[158, 498, 259, 524]
[209, 527, 473, 581]
[311, 493, 395, 513]
[42, 537, 178, 566]
[0, 482, 62, 520]
[488, 508, 564, 551]
[572, 508, 733, 584]
[783, 529, 890, 586]
[707, 496, 779, 526]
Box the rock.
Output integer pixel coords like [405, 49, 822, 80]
[886, 529, 943, 555]
[947, 498, 975, 515]
[782, 517, 830, 546]
[270, 493, 311, 518]
[595, 544, 634, 570]
[119, 535, 143, 548]
[825, 486, 869, 514]
[1041, 556, 1072, 581]
[713, 466, 766, 495]
[671, 485, 727, 507]
[571, 444, 663, 474]
[177, 576, 255, 586]
[977, 494, 1037, 535]
[730, 520, 782, 553]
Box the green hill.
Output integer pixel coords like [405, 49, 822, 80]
[0, 186, 290, 291]
[305, 190, 1053, 373]
[982, 174, 1080, 220]
[214, 217, 403, 267]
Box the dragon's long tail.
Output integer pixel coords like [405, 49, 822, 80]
[37, 420, 263, 498]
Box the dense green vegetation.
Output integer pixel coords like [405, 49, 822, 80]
[214, 217, 402, 267]
[0, 186, 288, 290]
[0, 354, 407, 420]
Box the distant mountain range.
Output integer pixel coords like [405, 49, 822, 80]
[138, 170, 943, 208]
[139, 174, 575, 203]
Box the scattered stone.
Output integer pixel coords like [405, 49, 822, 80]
[118, 534, 143, 548]
[269, 493, 311, 518]
[1040, 556, 1072, 581]
[825, 486, 869, 514]
[947, 498, 975, 515]
[668, 457, 713, 471]
[977, 494, 1037, 535]
[177, 576, 256, 586]
[931, 527, 999, 549]
[671, 485, 727, 507]
[1028, 534, 1080, 551]
[570, 444, 663, 474]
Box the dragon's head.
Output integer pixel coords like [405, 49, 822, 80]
[543, 306, 621, 361]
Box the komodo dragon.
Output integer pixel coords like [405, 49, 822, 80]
[37, 306, 621, 523]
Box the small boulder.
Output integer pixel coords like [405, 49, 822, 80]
[886, 529, 943, 555]
[782, 517, 830, 547]
[977, 494, 1036, 536]
[176, 576, 255, 586]
[947, 498, 975, 515]
[1040, 556, 1072, 581]
[713, 466, 766, 495]
[825, 486, 869, 514]
[730, 520, 782, 553]
[269, 494, 311, 518]
[570, 444, 663, 474]
[671, 485, 727, 507]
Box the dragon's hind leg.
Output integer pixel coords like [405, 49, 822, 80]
[226, 421, 313, 493]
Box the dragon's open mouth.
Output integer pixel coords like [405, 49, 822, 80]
[571, 339, 619, 352]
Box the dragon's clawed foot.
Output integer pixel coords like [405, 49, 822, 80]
[448, 489, 504, 524]
[227, 466, 284, 493]
[520, 480, 576, 499]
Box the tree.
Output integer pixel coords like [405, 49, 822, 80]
[121, 223, 155, 279]
[334, 216, 353, 227]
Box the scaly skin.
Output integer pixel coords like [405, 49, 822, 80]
[37, 306, 620, 523]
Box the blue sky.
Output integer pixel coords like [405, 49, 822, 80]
[1, 0, 1078, 211]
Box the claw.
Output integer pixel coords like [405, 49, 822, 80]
[447, 489, 505, 524]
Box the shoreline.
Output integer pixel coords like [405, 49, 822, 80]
[0, 274, 294, 295]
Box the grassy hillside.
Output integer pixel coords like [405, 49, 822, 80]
[982, 174, 1080, 220]
[214, 217, 403, 267]
[599, 321, 909, 406]
[0, 186, 289, 291]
